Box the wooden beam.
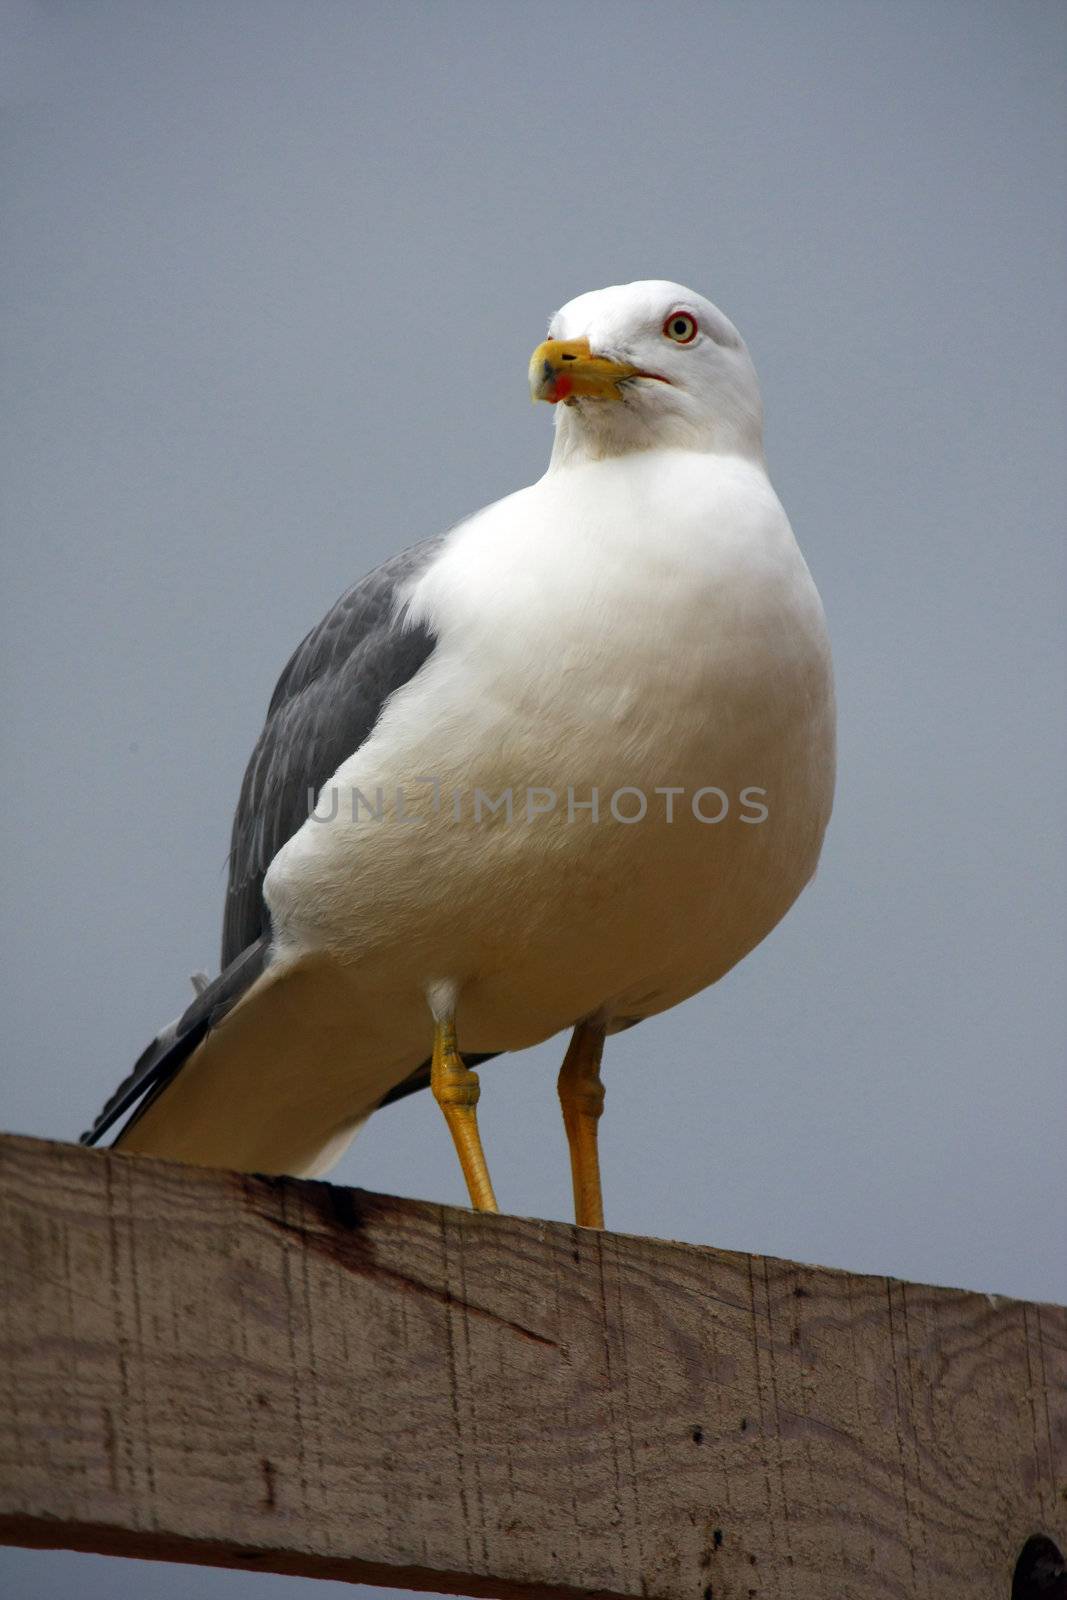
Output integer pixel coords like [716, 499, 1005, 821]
[0, 1132, 1063, 1598]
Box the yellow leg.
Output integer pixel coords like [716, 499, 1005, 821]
[558, 1021, 607, 1229]
[430, 1014, 498, 1213]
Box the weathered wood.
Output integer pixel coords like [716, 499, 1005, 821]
[0, 1133, 1063, 1598]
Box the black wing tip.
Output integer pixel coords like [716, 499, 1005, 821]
[80, 938, 269, 1152]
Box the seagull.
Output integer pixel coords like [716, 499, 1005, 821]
[83, 279, 835, 1228]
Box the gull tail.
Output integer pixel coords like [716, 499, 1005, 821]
[81, 939, 425, 1179]
[81, 937, 271, 1151]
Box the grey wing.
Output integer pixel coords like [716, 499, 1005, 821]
[221, 538, 442, 967]
[82, 538, 443, 1147]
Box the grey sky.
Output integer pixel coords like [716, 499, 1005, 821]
[3, 1, 1065, 1595]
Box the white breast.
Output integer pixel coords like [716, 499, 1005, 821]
[264, 449, 835, 1052]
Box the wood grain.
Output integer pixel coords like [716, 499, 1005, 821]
[0, 1132, 1063, 1598]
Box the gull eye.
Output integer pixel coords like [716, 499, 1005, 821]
[663, 311, 698, 344]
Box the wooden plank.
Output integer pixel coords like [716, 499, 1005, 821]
[0, 1131, 1063, 1599]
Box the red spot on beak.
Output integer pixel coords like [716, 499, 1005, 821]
[549, 373, 574, 403]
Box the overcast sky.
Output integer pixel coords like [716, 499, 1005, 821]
[3, 2, 1065, 1596]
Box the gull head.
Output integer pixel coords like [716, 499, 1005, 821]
[529, 279, 763, 469]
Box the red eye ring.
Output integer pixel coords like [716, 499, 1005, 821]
[663, 311, 698, 344]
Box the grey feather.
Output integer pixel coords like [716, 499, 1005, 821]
[221, 538, 443, 967]
[84, 538, 444, 1146]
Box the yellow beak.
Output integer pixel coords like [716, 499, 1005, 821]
[528, 338, 638, 404]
